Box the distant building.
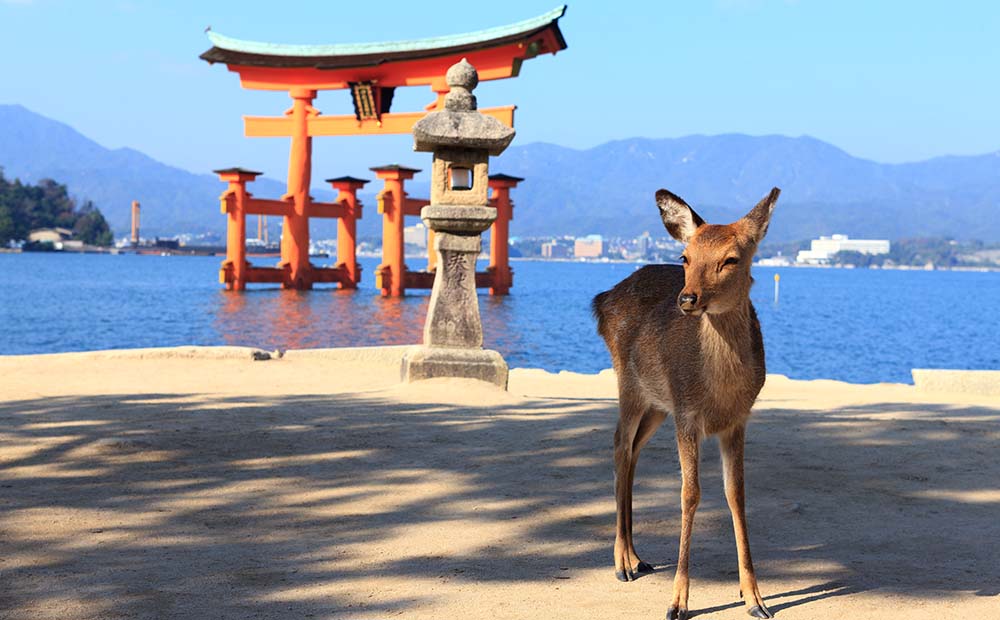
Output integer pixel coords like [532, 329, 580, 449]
[541, 241, 570, 258]
[574, 234, 604, 258]
[757, 255, 792, 267]
[637, 231, 652, 258]
[796, 234, 890, 265]
[28, 228, 83, 250]
[28, 228, 74, 243]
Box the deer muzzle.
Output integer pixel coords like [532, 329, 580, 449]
[678, 293, 701, 315]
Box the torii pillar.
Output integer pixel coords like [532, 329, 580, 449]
[327, 176, 369, 288]
[487, 174, 522, 295]
[280, 88, 318, 290]
[371, 165, 424, 297]
[216, 167, 261, 291]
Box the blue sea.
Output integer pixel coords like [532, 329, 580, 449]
[1, 253, 998, 384]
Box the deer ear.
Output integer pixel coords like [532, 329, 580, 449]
[656, 189, 705, 243]
[743, 187, 780, 243]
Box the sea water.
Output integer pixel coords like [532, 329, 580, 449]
[1, 253, 997, 384]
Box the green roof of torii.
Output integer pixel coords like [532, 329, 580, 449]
[201, 6, 566, 69]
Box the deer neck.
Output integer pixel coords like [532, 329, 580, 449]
[698, 300, 756, 377]
[691, 300, 763, 420]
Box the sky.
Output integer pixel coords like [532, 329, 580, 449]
[2, 0, 999, 183]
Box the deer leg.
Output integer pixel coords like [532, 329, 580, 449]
[625, 408, 666, 575]
[720, 424, 772, 619]
[668, 430, 700, 620]
[613, 409, 643, 582]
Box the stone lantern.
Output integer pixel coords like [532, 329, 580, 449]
[400, 59, 515, 387]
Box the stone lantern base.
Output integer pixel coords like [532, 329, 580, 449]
[400, 345, 508, 388]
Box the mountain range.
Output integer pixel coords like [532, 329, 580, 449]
[2, 103, 999, 242]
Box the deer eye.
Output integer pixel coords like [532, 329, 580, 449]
[679, 255, 688, 264]
[723, 257, 739, 266]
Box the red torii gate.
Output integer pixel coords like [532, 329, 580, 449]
[201, 6, 566, 294]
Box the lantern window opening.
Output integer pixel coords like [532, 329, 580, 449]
[449, 166, 473, 191]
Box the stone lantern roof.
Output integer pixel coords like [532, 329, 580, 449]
[412, 59, 515, 156]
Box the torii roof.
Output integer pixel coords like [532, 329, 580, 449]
[369, 164, 422, 173]
[200, 6, 567, 70]
[213, 167, 263, 176]
[489, 173, 525, 183]
[325, 176, 370, 185]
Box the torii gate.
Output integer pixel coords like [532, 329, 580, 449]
[201, 6, 566, 293]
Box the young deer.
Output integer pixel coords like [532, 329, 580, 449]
[592, 187, 780, 620]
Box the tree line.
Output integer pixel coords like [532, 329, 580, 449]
[0, 169, 113, 247]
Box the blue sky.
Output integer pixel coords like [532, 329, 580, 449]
[2, 0, 999, 182]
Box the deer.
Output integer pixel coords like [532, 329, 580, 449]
[592, 187, 781, 620]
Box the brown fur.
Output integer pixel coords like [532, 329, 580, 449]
[592, 187, 780, 620]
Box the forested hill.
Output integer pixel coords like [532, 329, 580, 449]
[3, 103, 1000, 242]
[0, 171, 113, 246]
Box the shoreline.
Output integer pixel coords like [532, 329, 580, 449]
[3, 345, 997, 397]
[508, 256, 1000, 272]
[6, 249, 999, 271]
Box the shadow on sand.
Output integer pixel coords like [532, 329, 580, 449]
[0, 390, 996, 617]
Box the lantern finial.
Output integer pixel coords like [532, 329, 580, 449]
[444, 58, 478, 111]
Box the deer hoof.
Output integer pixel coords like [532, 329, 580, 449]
[615, 561, 653, 582]
[666, 606, 688, 620]
[748, 604, 773, 618]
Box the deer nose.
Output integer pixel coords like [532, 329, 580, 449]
[679, 293, 698, 308]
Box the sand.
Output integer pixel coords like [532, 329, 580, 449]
[0, 348, 998, 619]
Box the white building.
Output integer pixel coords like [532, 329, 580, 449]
[757, 255, 792, 267]
[796, 234, 890, 265]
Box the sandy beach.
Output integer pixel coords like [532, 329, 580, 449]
[0, 347, 997, 619]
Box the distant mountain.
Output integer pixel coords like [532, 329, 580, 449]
[493, 135, 1000, 241]
[0, 104, 292, 238]
[2, 104, 999, 242]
